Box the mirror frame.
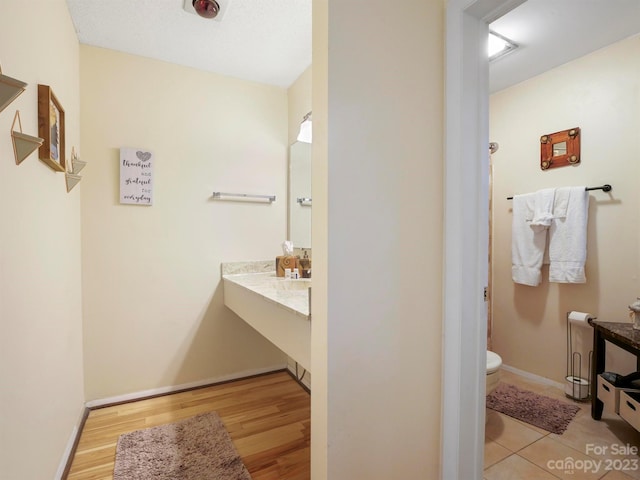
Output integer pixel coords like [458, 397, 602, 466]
[540, 127, 580, 170]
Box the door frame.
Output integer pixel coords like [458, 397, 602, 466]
[442, 0, 526, 478]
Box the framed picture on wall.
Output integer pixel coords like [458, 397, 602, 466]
[37, 84, 66, 172]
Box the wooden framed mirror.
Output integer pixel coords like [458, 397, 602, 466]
[540, 127, 580, 170]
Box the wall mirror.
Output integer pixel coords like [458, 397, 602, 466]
[540, 127, 580, 170]
[552, 141, 567, 156]
[288, 141, 312, 249]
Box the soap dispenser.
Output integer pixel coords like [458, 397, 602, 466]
[300, 250, 311, 278]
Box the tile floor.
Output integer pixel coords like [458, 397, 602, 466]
[484, 370, 640, 480]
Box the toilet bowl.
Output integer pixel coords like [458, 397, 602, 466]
[486, 350, 502, 395]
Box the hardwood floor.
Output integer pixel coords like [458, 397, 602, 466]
[66, 371, 310, 480]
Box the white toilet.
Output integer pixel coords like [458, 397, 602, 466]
[486, 350, 502, 395]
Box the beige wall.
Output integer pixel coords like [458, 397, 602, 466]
[312, 1, 444, 477]
[311, 2, 329, 477]
[490, 36, 640, 383]
[0, 1, 84, 478]
[80, 46, 290, 400]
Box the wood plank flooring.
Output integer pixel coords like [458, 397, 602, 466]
[66, 371, 310, 480]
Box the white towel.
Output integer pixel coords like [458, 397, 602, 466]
[512, 193, 547, 286]
[552, 187, 571, 219]
[548, 186, 589, 283]
[530, 188, 556, 231]
[542, 187, 570, 265]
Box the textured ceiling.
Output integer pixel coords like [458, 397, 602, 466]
[65, 0, 640, 92]
[65, 0, 312, 88]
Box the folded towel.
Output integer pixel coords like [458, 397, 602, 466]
[512, 193, 547, 286]
[548, 186, 589, 283]
[530, 188, 556, 231]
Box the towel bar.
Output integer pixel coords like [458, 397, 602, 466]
[507, 184, 612, 200]
[212, 192, 276, 203]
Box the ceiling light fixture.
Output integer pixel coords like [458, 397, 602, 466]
[297, 112, 312, 144]
[192, 0, 220, 18]
[488, 31, 518, 61]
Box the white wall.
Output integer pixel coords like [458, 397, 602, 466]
[0, 1, 85, 478]
[80, 46, 290, 400]
[490, 36, 640, 383]
[312, 1, 444, 478]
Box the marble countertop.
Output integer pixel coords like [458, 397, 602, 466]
[222, 262, 310, 319]
[590, 320, 640, 350]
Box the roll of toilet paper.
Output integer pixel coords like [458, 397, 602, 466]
[568, 311, 595, 326]
[565, 376, 590, 399]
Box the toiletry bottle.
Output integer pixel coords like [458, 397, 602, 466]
[300, 250, 311, 278]
[293, 268, 300, 279]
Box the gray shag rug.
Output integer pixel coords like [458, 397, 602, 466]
[113, 412, 252, 480]
[487, 383, 580, 435]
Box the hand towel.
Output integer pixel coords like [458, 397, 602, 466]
[542, 187, 570, 265]
[512, 193, 547, 286]
[548, 186, 589, 283]
[552, 187, 571, 219]
[530, 188, 556, 232]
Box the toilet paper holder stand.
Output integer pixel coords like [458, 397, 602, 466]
[566, 311, 594, 401]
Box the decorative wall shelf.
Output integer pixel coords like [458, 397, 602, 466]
[65, 147, 84, 192]
[0, 65, 27, 115]
[11, 110, 43, 165]
[65, 173, 81, 192]
[70, 147, 86, 173]
[72, 158, 86, 173]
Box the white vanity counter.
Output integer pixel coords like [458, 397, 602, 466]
[222, 261, 311, 371]
[223, 272, 310, 319]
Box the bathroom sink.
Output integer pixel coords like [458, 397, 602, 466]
[222, 271, 310, 371]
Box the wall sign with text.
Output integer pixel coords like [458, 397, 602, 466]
[120, 147, 153, 205]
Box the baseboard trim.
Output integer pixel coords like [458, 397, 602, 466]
[85, 364, 288, 409]
[57, 406, 90, 480]
[501, 363, 566, 390]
